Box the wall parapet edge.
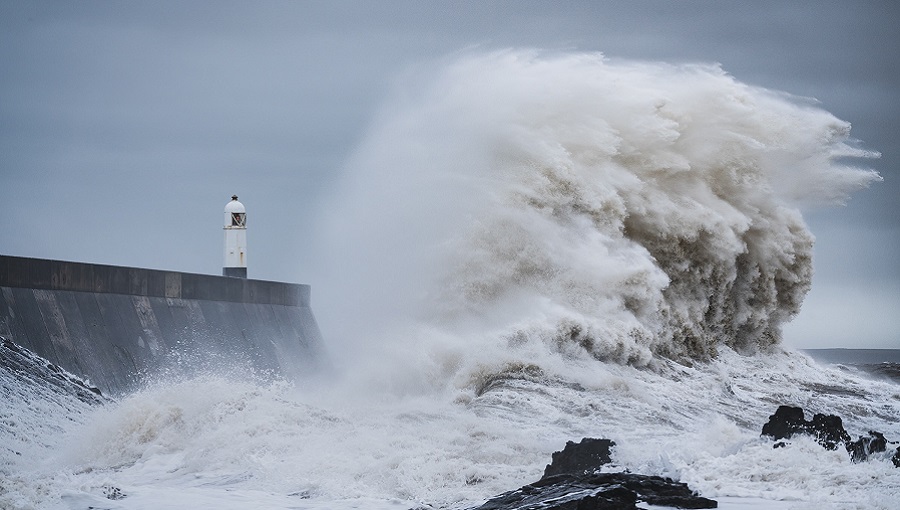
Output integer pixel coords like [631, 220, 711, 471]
[0, 255, 309, 307]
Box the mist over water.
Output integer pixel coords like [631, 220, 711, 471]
[315, 50, 880, 390]
[3, 51, 895, 510]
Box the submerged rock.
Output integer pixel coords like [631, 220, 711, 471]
[846, 431, 887, 463]
[470, 438, 716, 510]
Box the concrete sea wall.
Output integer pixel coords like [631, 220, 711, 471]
[0, 255, 325, 395]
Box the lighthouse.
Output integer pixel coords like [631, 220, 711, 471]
[223, 195, 247, 278]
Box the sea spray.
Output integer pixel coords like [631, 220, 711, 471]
[314, 50, 880, 387]
[3, 51, 894, 510]
[23, 347, 897, 509]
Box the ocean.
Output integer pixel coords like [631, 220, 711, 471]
[3, 342, 899, 510]
[2, 51, 897, 509]
[805, 350, 900, 385]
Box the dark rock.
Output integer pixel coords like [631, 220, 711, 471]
[761, 405, 850, 451]
[471, 438, 716, 510]
[846, 431, 888, 463]
[542, 438, 615, 478]
[761, 406, 900, 466]
[808, 413, 852, 450]
[761, 405, 806, 440]
[472, 472, 716, 510]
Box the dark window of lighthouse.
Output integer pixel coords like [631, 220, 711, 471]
[231, 212, 246, 227]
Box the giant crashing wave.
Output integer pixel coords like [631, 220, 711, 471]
[315, 50, 880, 382]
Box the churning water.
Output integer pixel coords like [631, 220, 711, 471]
[2, 51, 896, 510]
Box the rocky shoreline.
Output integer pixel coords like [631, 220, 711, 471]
[468, 438, 716, 510]
[468, 405, 900, 510]
[761, 405, 900, 467]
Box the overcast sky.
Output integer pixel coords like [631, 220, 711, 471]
[1, 1, 897, 349]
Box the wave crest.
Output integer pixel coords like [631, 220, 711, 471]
[317, 50, 879, 372]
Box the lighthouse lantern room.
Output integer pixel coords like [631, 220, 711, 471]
[223, 195, 247, 278]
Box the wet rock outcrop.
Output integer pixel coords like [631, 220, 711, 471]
[542, 438, 615, 478]
[761, 405, 896, 464]
[761, 405, 850, 450]
[470, 438, 717, 510]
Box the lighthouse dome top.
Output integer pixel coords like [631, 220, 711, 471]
[224, 195, 247, 228]
[224, 195, 245, 214]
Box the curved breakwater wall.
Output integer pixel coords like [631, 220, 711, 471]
[0, 255, 325, 395]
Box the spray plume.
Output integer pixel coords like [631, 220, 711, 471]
[314, 50, 880, 387]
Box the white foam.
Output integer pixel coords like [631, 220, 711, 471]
[313, 49, 880, 378]
[2, 51, 891, 510]
[4, 348, 899, 510]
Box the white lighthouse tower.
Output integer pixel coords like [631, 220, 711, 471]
[223, 195, 247, 278]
